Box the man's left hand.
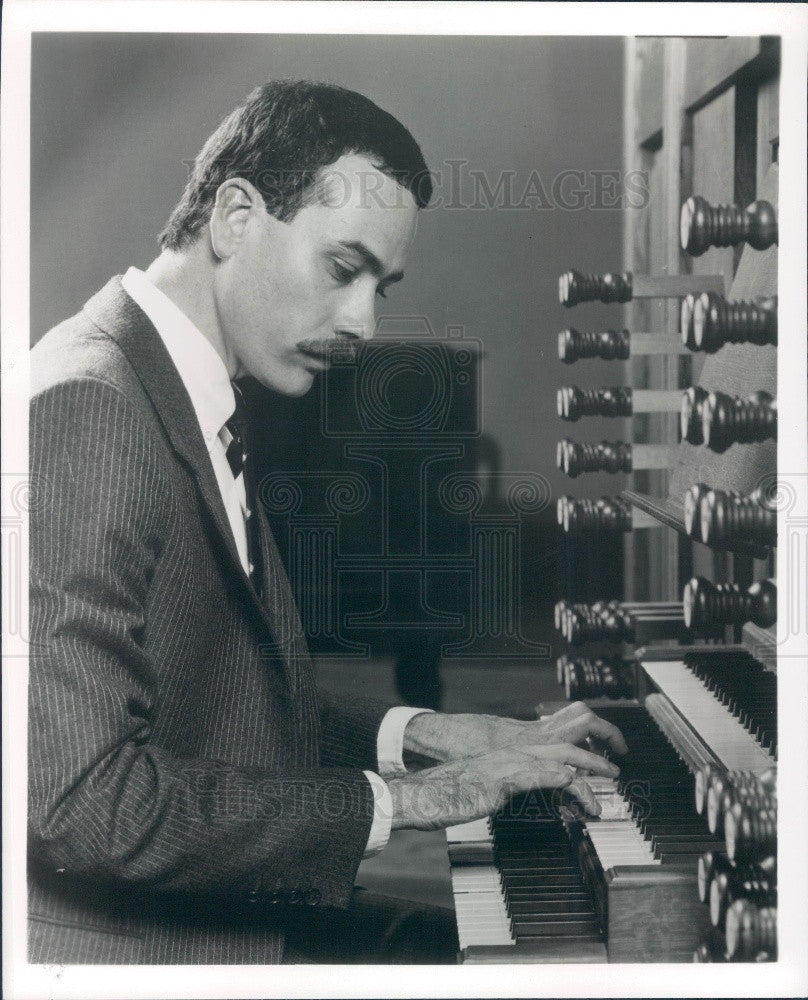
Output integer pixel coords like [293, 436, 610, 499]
[403, 701, 628, 768]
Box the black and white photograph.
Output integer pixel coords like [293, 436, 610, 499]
[2, 2, 807, 998]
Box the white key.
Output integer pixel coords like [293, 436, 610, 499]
[454, 890, 514, 948]
[643, 661, 774, 774]
[446, 818, 493, 844]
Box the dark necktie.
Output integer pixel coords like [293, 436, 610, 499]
[225, 383, 262, 593]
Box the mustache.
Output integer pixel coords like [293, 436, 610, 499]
[297, 339, 361, 362]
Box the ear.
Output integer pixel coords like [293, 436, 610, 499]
[209, 179, 263, 260]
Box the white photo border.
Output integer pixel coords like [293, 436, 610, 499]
[3, 3, 807, 998]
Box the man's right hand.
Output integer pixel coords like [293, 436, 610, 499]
[387, 742, 619, 831]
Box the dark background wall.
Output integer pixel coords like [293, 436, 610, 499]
[31, 32, 626, 504]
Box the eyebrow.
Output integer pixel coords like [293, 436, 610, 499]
[335, 240, 404, 284]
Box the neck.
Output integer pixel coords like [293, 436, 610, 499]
[145, 248, 238, 378]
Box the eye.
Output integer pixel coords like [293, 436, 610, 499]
[329, 259, 356, 284]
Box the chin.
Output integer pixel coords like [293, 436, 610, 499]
[261, 368, 318, 398]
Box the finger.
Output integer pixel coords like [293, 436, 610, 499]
[539, 701, 589, 724]
[565, 778, 601, 817]
[573, 715, 629, 756]
[547, 762, 577, 791]
[533, 743, 620, 777]
[546, 714, 629, 756]
[510, 761, 575, 802]
[558, 700, 590, 719]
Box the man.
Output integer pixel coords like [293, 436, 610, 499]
[29, 80, 626, 964]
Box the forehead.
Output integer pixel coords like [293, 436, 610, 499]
[293, 153, 418, 270]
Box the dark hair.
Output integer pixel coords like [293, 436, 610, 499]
[159, 80, 432, 250]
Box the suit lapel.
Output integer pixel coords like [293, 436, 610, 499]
[255, 503, 306, 688]
[83, 277, 300, 685]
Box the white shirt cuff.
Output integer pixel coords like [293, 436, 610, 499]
[362, 771, 393, 858]
[376, 706, 435, 779]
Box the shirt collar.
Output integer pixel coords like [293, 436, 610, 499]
[121, 266, 235, 448]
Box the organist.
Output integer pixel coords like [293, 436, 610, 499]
[28, 78, 628, 967]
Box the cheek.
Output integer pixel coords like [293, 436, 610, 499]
[228, 248, 335, 344]
[272, 272, 337, 334]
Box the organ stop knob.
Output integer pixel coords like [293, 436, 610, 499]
[725, 899, 777, 961]
[710, 862, 776, 929]
[557, 496, 661, 535]
[700, 487, 777, 550]
[558, 327, 686, 363]
[692, 293, 777, 352]
[559, 270, 632, 306]
[557, 600, 687, 645]
[559, 328, 628, 363]
[680, 294, 699, 349]
[680, 196, 778, 256]
[680, 387, 711, 444]
[558, 386, 684, 421]
[702, 390, 777, 453]
[556, 654, 635, 700]
[682, 577, 777, 630]
[725, 802, 777, 865]
[559, 270, 723, 306]
[557, 386, 632, 421]
[558, 496, 631, 533]
[557, 440, 675, 478]
[682, 484, 775, 552]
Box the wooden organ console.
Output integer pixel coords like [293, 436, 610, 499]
[447, 35, 782, 964]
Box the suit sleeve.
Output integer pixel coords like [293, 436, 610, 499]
[28, 378, 374, 907]
[317, 690, 396, 769]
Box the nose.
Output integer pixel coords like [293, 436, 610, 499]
[335, 285, 376, 342]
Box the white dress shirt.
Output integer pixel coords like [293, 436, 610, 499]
[121, 267, 431, 856]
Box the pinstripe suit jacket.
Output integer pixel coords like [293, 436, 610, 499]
[28, 277, 394, 964]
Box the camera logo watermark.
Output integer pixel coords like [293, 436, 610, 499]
[259, 319, 551, 660]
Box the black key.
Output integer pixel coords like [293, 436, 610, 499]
[502, 874, 586, 889]
[514, 918, 601, 938]
[506, 891, 592, 907]
[507, 898, 595, 916]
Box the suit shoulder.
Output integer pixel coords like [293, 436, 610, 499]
[29, 307, 164, 469]
[31, 307, 141, 405]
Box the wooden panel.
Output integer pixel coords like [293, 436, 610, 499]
[625, 39, 688, 602]
[606, 866, 712, 962]
[683, 37, 763, 110]
[656, 39, 688, 599]
[622, 38, 677, 601]
[757, 74, 780, 190]
[622, 37, 649, 601]
[635, 37, 666, 143]
[577, 830, 712, 963]
[690, 87, 737, 298]
[626, 146, 666, 601]
[734, 79, 760, 216]
[463, 940, 608, 963]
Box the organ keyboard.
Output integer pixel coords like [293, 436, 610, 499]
[641, 658, 775, 773]
[447, 646, 777, 962]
